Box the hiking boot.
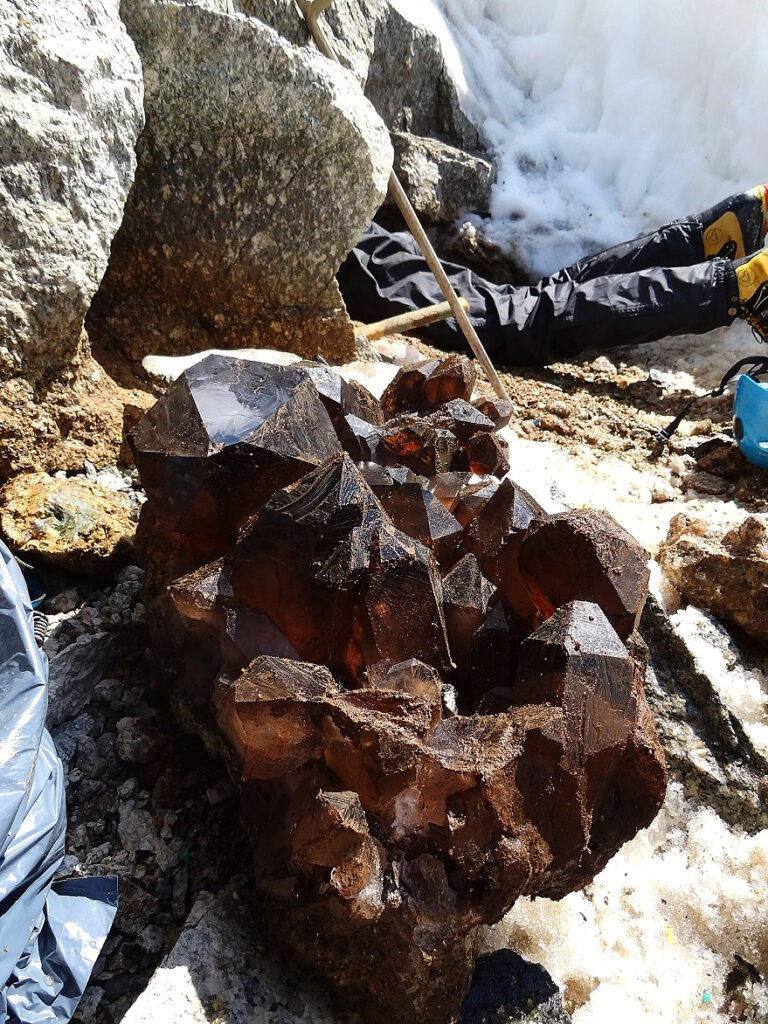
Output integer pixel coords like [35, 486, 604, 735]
[735, 247, 768, 340]
[701, 185, 768, 260]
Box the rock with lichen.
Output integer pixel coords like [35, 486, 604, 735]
[0, 472, 136, 573]
[658, 511, 768, 644]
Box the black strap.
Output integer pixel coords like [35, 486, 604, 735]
[654, 355, 768, 450]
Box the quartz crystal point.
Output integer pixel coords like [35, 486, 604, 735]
[464, 477, 547, 624]
[429, 472, 500, 528]
[379, 418, 462, 476]
[130, 354, 341, 581]
[215, 656, 338, 780]
[380, 353, 477, 418]
[425, 398, 496, 444]
[473, 396, 514, 429]
[229, 452, 451, 680]
[518, 509, 650, 639]
[366, 657, 443, 706]
[464, 430, 511, 476]
[510, 600, 666, 894]
[360, 462, 462, 563]
[441, 554, 497, 664]
[296, 361, 384, 426]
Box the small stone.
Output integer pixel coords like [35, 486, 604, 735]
[115, 717, 164, 764]
[45, 588, 80, 614]
[117, 803, 173, 871]
[47, 632, 116, 728]
[94, 677, 125, 702]
[172, 867, 189, 921]
[137, 925, 165, 956]
[73, 985, 104, 1021]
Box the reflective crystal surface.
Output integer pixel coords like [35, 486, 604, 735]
[360, 463, 462, 563]
[473, 396, 514, 429]
[130, 355, 342, 586]
[464, 430, 511, 477]
[379, 418, 461, 476]
[425, 398, 495, 444]
[464, 477, 547, 624]
[380, 354, 477, 418]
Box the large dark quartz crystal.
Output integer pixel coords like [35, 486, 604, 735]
[132, 353, 666, 1024]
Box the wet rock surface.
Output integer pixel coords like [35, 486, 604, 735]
[131, 352, 666, 1023]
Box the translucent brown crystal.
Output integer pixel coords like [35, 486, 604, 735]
[380, 353, 477, 418]
[132, 352, 667, 1024]
[518, 508, 650, 639]
[473, 396, 515, 429]
[464, 429, 511, 476]
[360, 462, 462, 564]
[379, 417, 462, 476]
[463, 477, 548, 624]
[130, 354, 342, 586]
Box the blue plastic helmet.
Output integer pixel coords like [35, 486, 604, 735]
[733, 372, 768, 468]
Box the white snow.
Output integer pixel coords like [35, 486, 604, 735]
[427, 0, 768, 279]
[481, 783, 768, 1024]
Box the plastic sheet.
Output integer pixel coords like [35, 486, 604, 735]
[0, 541, 117, 1023]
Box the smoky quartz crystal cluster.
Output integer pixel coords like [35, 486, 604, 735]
[131, 352, 666, 1022]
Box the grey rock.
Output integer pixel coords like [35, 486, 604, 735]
[117, 800, 174, 871]
[45, 588, 80, 615]
[90, 0, 392, 364]
[239, 0, 492, 224]
[76, 734, 107, 778]
[51, 711, 95, 770]
[114, 878, 160, 938]
[641, 596, 768, 832]
[136, 924, 165, 956]
[47, 631, 116, 727]
[121, 887, 338, 1024]
[93, 677, 125, 703]
[72, 984, 104, 1021]
[0, 0, 144, 380]
[240, 0, 480, 150]
[115, 716, 164, 763]
[391, 131, 494, 223]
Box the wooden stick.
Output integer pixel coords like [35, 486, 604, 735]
[295, 0, 511, 401]
[357, 298, 470, 341]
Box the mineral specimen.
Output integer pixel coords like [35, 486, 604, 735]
[132, 352, 666, 1024]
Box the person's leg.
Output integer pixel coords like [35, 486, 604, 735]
[337, 222, 739, 366]
[337, 221, 519, 360]
[521, 258, 738, 362]
[551, 185, 768, 284]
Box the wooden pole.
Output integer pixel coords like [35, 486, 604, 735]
[295, 0, 511, 402]
[357, 298, 470, 341]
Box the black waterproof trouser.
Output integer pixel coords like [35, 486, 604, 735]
[337, 214, 741, 366]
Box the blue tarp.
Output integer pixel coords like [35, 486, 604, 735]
[0, 541, 117, 1022]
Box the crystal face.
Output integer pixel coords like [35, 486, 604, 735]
[130, 355, 343, 588]
[133, 352, 666, 1024]
[380, 353, 477, 418]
